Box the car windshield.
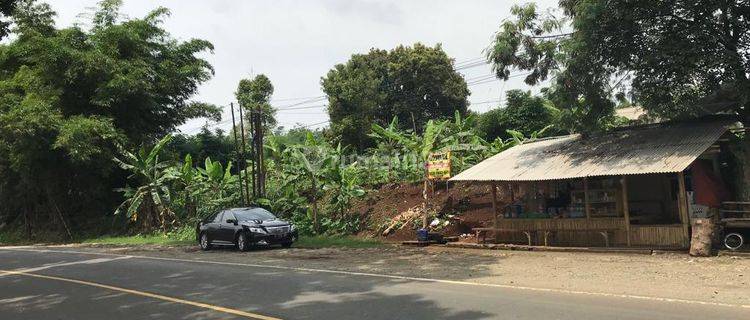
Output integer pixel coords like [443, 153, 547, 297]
[234, 208, 276, 221]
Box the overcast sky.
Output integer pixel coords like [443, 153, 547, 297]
[49, 0, 557, 133]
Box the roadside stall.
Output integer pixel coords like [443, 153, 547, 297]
[451, 117, 738, 249]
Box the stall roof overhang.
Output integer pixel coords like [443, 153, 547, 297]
[450, 118, 737, 182]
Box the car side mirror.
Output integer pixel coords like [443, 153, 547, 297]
[226, 219, 237, 225]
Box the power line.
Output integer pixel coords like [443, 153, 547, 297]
[470, 99, 502, 105]
[275, 96, 327, 110]
[271, 95, 325, 102]
[276, 104, 327, 112]
[465, 74, 496, 83]
[454, 60, 488, 71]
[454, 56, 485, 67]
[467, 72, 532, 86]
[301, 120, 331, 128]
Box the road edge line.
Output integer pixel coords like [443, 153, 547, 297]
[2, 246, 749, 310]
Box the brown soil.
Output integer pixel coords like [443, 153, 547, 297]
[352, 182, 501, 242]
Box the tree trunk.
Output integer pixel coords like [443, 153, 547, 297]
[311, 178, 319, 234]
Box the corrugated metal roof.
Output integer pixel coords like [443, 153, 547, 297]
[450, 118, 736, 182]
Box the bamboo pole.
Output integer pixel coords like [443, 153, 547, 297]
[583, 177, 591, 219]
[621, 176, 631, 246]
[677, 171, 690, 246]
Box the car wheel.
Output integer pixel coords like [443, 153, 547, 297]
[281, 242, 293, 248]
[724, 232, 744, 251]
[199, 233, 212, 251]
[237, 233, 250, 252]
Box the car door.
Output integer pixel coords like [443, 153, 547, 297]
[206, 211, 224, 241]
[218, 211, 237, 242]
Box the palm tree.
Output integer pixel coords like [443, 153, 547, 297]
[114, 135, 176, 231]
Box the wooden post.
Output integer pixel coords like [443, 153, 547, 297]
[677, 171, 690, 246]
[621, 176, 631, 246]
[491, 182, 498, 242]
[583, 177, 591, 219]
[422, 179, 428, 229]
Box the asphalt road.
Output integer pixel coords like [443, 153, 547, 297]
[0, 247, 747, 320]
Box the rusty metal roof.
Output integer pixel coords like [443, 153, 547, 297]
[450, 118, 736, 182]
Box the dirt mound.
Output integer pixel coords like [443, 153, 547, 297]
[353, 182, 501, 242]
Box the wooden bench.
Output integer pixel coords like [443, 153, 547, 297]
[539, 228, 620, 247]
[473, 228, 534, 246]
[473, 227, 620, 247]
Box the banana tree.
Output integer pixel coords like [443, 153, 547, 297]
[198, 157, 236, 199]
[114, 135, 176, 231]
[169, 154, 201, 220]
[369, 116, 404, 180]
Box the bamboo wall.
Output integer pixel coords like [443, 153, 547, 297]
[493, 218, 626, 246]
[630, 225, 688, 248]
[491, 218, 688, 248]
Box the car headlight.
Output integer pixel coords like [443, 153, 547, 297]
[290, 224, 296, 231]
[247, 227, 265, 233]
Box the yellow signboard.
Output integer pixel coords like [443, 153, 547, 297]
[426, 152, 451, 180]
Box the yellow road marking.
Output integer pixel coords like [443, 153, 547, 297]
[0, 269, 281, 320]
[2, 247, 749, 310]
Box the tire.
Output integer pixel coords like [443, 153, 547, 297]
[281, 242, 293, 248]
[724, 233, 744, 251]
[237, 232, 250, 252]
[199, 233, 212, 251]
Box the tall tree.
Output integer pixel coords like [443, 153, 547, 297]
[236, 74, 277, 130]
[0, 0, 217, 236]
[322, 43, 469, 150]
[478, 90, 562, 141]
[486, 3, 620, 133]
[167, 128, 234, 166]
[559, 0, 750, 124]
[487, 1, 750, 130]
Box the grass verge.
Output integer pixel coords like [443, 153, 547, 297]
[3, 226, 382, 249]
[80, 225, 195, 246]
[80, 234, 193, 246]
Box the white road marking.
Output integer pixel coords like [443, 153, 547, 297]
[0, 268, 282, 320]
[0, 256, 133, 277]
[1, 246, 748, 310]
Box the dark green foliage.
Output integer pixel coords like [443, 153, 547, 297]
[488, 1, 750, 131]
[478, 90, 562, 141]
[0, 0, 215, 237]
[236, 74, 277, 130]
[167, 128, 234, 167]
[322, 43, 470, 150]
[486, 3, 622, 133]
[561, 0, 750, 124]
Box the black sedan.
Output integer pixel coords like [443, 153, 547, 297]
[196, 207, 298, 251]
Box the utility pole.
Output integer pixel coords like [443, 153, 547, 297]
[237, 103, 251, 205]
[230, 103, 246, 206]
[248, 107, 257, 197]
[255, 105, 266, 197]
